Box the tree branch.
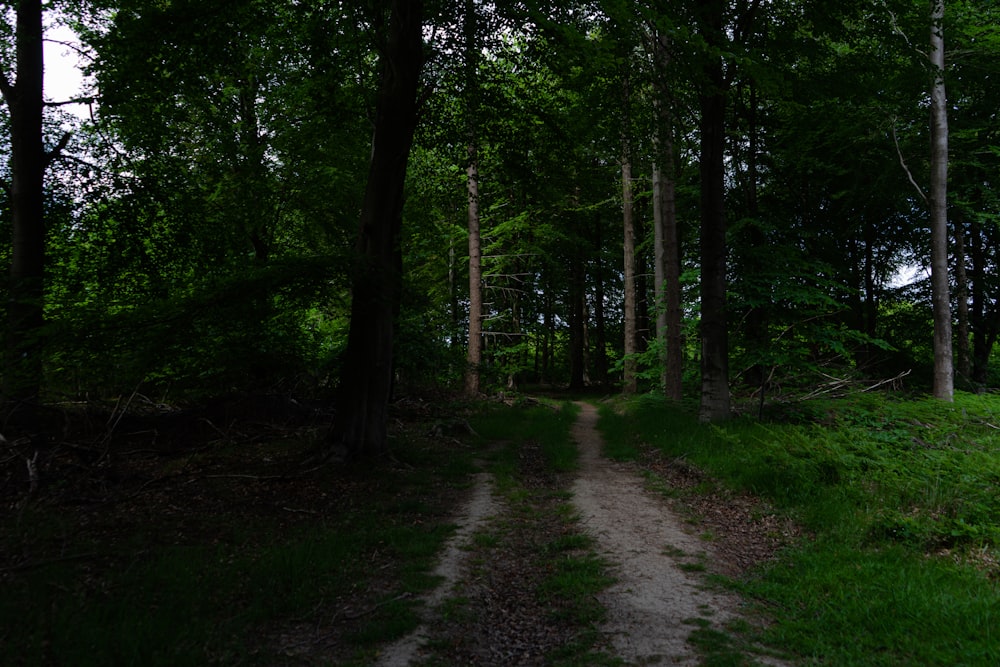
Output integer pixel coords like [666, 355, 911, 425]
[42, 37, 93, 62]
[882, 0, 929, 59]
[44, 131, 73, 169]
[892, 123, 928, 205]
[45, 96, 96, 107]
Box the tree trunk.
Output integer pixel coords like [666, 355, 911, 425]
[463, 0, 482, 396]
[569, 243, 587, 390]
[954, 217, 970, 384]
[653, 159, 668, 392]
[2, 0, 48, 413]
[622, 157, 638, 395]
[464, 144, 483, 395]
[929, 0, 953, 401]
[662, 156, 683, 402]
[969, 218, 991, 383]
[698, 0, 730, 422]
[330, 0, 423, 458]
[650, 33, 683, 402]
[593, 216, 609, 387]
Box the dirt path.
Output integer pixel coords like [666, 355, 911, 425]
[376, 402, 780, 666]
[376, 471, 501, 667]
[570, 401, 741, 665]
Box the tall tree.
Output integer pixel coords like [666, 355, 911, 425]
[929, 0, 953, 400]
[1, 0, 69, 411]
[621, 69, 638, 395]
[463, 0, 483, 396]
[649, 27, 683, 401]
[621, 157, 638, 394]
[329, 0, 424, 458]
[696, 0, 730, 421]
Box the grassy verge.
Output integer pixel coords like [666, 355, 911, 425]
[599, 392, 1000, 666]
[0, 427, 479, 666]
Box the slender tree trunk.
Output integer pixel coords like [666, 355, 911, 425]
[653, 159, 668, 392]
[541, 288, 552, 383]
[569, 247, 586, 390]
[636, 214, 650, 354]
[954, 217, 970, 383]
[449, 230, 460, 351]
[970, 218, 990, 383]
[697, 0, 730, 422]
[929, 0, 953, 401]
[593, 216, 609, 387]
[622, 157, 638, 395]
[463, 0, 482, 396]
[740, 82, 768, 390]
[329, 0, 423, 458]
[465, 144, 483, 394]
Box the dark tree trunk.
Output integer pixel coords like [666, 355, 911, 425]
[697, 0, 730, 422]
[970, 218, 990, 383]
[330, 0, 423, 459]
[635, 211, 650, 355]
[663, 189, 683, 401]
[954, 217, 970, 383]
[650, 32, 683, 401]
[622, 156, 638, 395]
[568, 246, 587, 391]
[2, 0, 49, 412]
[592, 216, 609, 387]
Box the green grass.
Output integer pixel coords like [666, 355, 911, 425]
[599, 391, 1000, 666]
[471, 399, 581, 471]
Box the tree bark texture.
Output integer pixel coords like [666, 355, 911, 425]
[929, 0, 954, 401]
[698, 0, 731, 422]
[330, 0, 424, 458]
[2, 0, 47, 409]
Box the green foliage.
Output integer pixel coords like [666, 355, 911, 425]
[471, 400, 580, 473]
[600, 391, 1000, 665]
[45, 255, 347, 398]
[11, 0, 1000, 419]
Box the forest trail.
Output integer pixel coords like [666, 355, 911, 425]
[375, 471, 501, 667]
[376, 401, 782, 666]
[570, 401, 742, 665]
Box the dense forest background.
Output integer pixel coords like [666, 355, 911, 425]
[3, 0, 1000, 455]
